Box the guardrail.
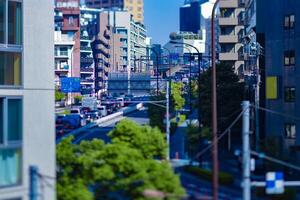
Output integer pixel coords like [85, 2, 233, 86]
[56, 103, 143, 144]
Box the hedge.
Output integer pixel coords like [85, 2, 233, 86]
[183, 166, 234, 186]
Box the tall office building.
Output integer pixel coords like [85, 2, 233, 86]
[180, 0, 207, 34]
[0, 0, 55, 199]
[85, 0, 144, 23]
[218, 0, 245, 77]
[257, 0, 300, 158]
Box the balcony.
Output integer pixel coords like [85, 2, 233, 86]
[219, 0, 238, 8]
[80, 35, 89, 41]
[55, 65, 69, 73]
[81, 78, 94, 84]
[80, 46, 92, 52]
[219, 35, 239, 43]
[81, 57, 94, 64]
[219, 17, 238, 26]
[55, 51, 69, 58]
[80, 67, 94, 73]
[219, 52, 239, 61]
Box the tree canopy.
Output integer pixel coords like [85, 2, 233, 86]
[57, 120, 185, 200]
[171, 82, 185, 111]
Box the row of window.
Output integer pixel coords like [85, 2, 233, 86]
[0, 97, 22, 187]
[0, 0, 23, 189]
[0, 0, 23, 87]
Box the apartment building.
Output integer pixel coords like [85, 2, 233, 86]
[80, 8, 97, 95]
[219, 0, 245, 76]
[0, 0, 55, 199]
[257, 0, 300, 159]
[85, 0, 144, 23]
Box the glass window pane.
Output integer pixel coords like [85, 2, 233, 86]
[8, 99, 22, 141]
[0, 0, 5, 43]
[0, 51, 22, 86]
[0, 98, 3, 144]
[8, 1, 22, 45]
[0, 148, 21, 186]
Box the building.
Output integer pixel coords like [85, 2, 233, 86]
[91, 9, 147, 96]
[0, 0, 55, 199]
[218, 0, 245, 77]
[85, 0, 144, 23]
[257, 0, 300, 159]
[54, 30, 74, 90]
[80, 8, 98, 95]
[180, 0, 207, 34]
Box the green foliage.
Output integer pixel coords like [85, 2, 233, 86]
[199, 63, 244, 131]
[183, 166, 234, 186]
[171, 82, 185, 111]
[74, 95, 82, 105]
[185, 124, 200, 158]
[57, 120, 185, 200]
[148, 93, 166, 131]
[108, 119, 167, 159]
[55, 90, 65, 102]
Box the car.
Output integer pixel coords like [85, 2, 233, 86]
[97, 106, 107, 117]
[80, 107, 91, 114]
[64, 114, 85, 128]
[84, 113, 98, 123]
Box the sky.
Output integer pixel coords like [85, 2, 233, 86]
[144, 0, 216, 45]
[144, 0, 183, 45]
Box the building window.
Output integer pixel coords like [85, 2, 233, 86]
[0, 51, 22, 85]
[284, 14, 295, 30]
[68, 16, 74, 26]
[284, 50, 295, 66]
[285, 124, 296, 139]
[0, 0, 22, 87]
[284, 87, 296, 102]
[0, 97, 22, 187]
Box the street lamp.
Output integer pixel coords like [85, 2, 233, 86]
[174, 45, 193, 112]
[135, 45, 160, 96]
[170, 40, 202, 130]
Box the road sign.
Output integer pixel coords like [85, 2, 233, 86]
[266, 172, 284, 194]
[61, 77, 81, 93]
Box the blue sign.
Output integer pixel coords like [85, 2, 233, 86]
[266, 172, 284, 194]
[61, 77, 81, 93]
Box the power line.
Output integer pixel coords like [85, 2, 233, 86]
[193, 108, 247, 160]
[252, 104, 300, 121]
[250, 151, 300, 172]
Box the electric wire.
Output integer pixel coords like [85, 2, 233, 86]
[193, 108, 247, 160]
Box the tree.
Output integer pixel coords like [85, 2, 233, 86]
[199, 63, 245, 131]
[57, 120, 185, 200]
[55, 90, 65, 102]
[171, 82, 185, 111]
[148, 93, 166, 131]
[109, 119, 167, 159]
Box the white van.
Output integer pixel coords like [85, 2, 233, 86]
[97, 106, 107, 117]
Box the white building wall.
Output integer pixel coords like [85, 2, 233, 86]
[0, 0, 55, 199]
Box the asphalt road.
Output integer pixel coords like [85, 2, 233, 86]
[73, 108, 149, 144]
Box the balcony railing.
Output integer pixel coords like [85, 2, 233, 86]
[80, 46, 92, 51]
[80, 35, 89, 40]
[81, 57, 94, 63]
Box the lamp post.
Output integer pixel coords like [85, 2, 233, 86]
[175, 45, 193, 112]
[135, 45, 160, 96]
[211, 1, 220, 200]
[170, 41, 202, 130]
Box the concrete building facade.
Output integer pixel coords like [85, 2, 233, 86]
[257, 0, 300, 159]
[85, 0, 144, 23]
[0, 0, 55, 199]
[219, 0, 245, 76]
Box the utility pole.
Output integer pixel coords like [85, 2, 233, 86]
[255, 47, 261, 151]
[166, 81, 170, 160]
[29, 166, 38, 200]
[242, 101, 251, 200]
[211, 1, 220, 199]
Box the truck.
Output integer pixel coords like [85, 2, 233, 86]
[81, 97, 97, 111]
